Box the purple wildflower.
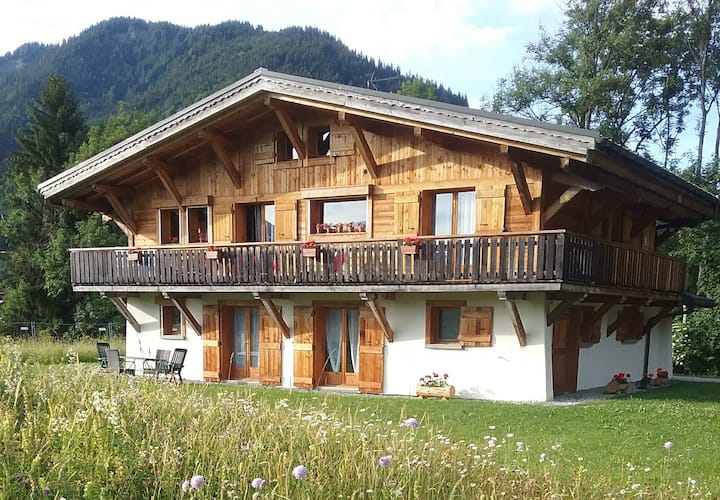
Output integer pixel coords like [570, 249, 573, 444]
[292, 465, 308, 479]
[42, 487, 51, 496]
[251, 477, 265, 489]
[403, 417, 420, 428]
[378, 455, 392, 467]
[190, 475, 205, 489]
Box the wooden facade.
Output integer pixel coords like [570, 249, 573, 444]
[38, 70, 719, 397]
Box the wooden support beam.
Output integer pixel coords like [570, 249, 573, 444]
[93, 185, 137, 234]
[339, 111, 379, 179]
[198, 128, 236, 151]
[498, 291, 527, 346]
[560, 156, 571, 171]
[546, 294, 586, 326]
[542, 186, 584, 225]
[163, 293, 202, 336]
[144, 158, 184, 208]
[360, 292, 394, 342]
[265, 97, 306, 160]
[508, 157, 533, 215]
[644, 305, 675, 333]
[198, 130, 242, 189]
[103, 295, 141, 333]
[587, 300, 618, 326]
[92, 183, 133, 198]
[252, 292, 290, 339]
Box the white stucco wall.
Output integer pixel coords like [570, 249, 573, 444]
[576, 308, 674, 390]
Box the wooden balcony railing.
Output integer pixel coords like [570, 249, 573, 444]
[69, 231, 686, 293]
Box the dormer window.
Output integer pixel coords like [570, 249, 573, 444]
[276, 131, 299, 161]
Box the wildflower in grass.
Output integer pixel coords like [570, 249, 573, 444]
[42, 486, 51, 496]
[292, 465, 308, 480]
[251, 478, 265, 489]
[539, 453, 547, 462]
[181, 480, 191, 493]
[190, 475, 205, 489]
[403, 417, 420, 428]
[378, 455, 392, 467]
[664, 441, 673, 449]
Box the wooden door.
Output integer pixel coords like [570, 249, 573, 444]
[293, 306, 317, 388]
[259, 309, 282, 386]
[358, 308, 384, 394]
[202, 305, 221, 381]
[552, 310, 580, 396]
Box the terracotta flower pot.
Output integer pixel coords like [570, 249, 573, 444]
[653, 377, 668, 387]
[302, 247, 318, 258]
[401, 245, 418, 255]
[416, 384, 455, 400]
[606, 380, 629, 394]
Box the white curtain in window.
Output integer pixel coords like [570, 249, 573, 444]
[347, 309, 360, 373]
[250, 308, 260, 368]
[457, 191, 475, 234]
[233, 308, 246, 367]
[325, 309, 342, 372]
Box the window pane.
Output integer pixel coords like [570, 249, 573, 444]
[264, 204, 275, 242]
[346, 309, 360, 374]
[457, 191, 475, 234]
[433, 193, 453, 235]
[249, 308, 259, 368]
[160, 209, 180, 244]
[162, 306, 181, 336]
[438, 308, 460, 341]
[325, 309, 343, 372]
[233, 308, 247, 367]
[322, 200, 366, 228]
[188, 207, 209, 243]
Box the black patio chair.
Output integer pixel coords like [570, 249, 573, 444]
[166, 348, 187, 384]
[143, 349, 171, 378]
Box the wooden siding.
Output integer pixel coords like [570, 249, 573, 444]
[69, 231, 686, 293]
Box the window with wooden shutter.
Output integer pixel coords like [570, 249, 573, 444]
[202, 305, 221, 382]
[394, 191, 420, 236]
[476, 186, 506, 233]
[616, 306, 643, 342]
[254, 133, 275, 164]
[212, 204, 233, 243]
[293, 306, 316, 388]
[358, 308, 384, 394]
[577, 306, 601, 345]
[259, 308, 282, 386]
[274, 199, 297, 241]
[458, 306, 493, 347]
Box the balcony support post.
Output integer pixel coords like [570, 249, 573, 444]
[252, 292, 290, 339]
[102, 294, 141, 333]
[360, 292, 394, 342]
[546, 293, 586, 326]
[163, 293, 202, 336]
[498, 291, 527, 346]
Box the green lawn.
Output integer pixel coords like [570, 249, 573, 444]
[1, 339, 718, 498]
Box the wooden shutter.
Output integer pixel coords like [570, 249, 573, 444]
[212, 204, 233, 243]
[202, 305, 221, 381]
[617, 306, 643, 342]
[330, 124, 355, 156]
[358, 308, 384, 394]
[578, 306, 601, 345]
[259, 308, 282, 386]
[504, 184, 534, 232]
[293, 306, 316, 388]
[134, 209, 157, 246]
[476, 186, 505, 233]
[458, 306, 493, 347]
[394, 191, 420, 236]
[275, 199, 297, 241]
[254, 133, 275, 164]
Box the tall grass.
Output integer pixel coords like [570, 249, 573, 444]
[0, 341, 717, 498]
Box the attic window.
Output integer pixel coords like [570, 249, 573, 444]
[277, 132, 298, 161]
[308, 125, 331, 157]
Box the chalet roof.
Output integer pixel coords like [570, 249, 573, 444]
[37, 68, 719, 221]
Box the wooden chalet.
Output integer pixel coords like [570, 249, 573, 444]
[38, 69, 719, 400]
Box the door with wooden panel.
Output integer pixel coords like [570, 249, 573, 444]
[259, 309, 282, 386]
[358, 308, 384, 394]
[293, 306, 317, 388]
[552, 309, 580, 396]
[225, 305, 261, 380]
[322, 307, 360, 387]
[202, 305, 221, 382]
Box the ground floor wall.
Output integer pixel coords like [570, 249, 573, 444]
[123, 292, 674, 401]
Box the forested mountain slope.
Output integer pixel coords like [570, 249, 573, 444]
[0, 17, 467, 164]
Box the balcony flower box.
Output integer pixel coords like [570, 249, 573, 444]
[301, 241, 319, 258]
[205, 246, 219, 260]
[127, 248, 141, 261]
[401, 236, 421, 255]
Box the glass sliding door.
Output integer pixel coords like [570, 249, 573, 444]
[230, 306, 260, 379]
[323, 307, 360, 386]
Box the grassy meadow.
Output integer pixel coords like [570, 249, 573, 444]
[1, 339, 719, 498]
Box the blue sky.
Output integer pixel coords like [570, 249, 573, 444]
[1, 0, 714, 165]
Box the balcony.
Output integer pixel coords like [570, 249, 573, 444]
[69, 231, 686, 295]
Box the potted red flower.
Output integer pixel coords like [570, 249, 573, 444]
[401, 236, 421, 255]
[606, 372, 630, 394]
[416, 372, 454, 400]
[301, 240, 319, 258]
[653, 368, 670, 386]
